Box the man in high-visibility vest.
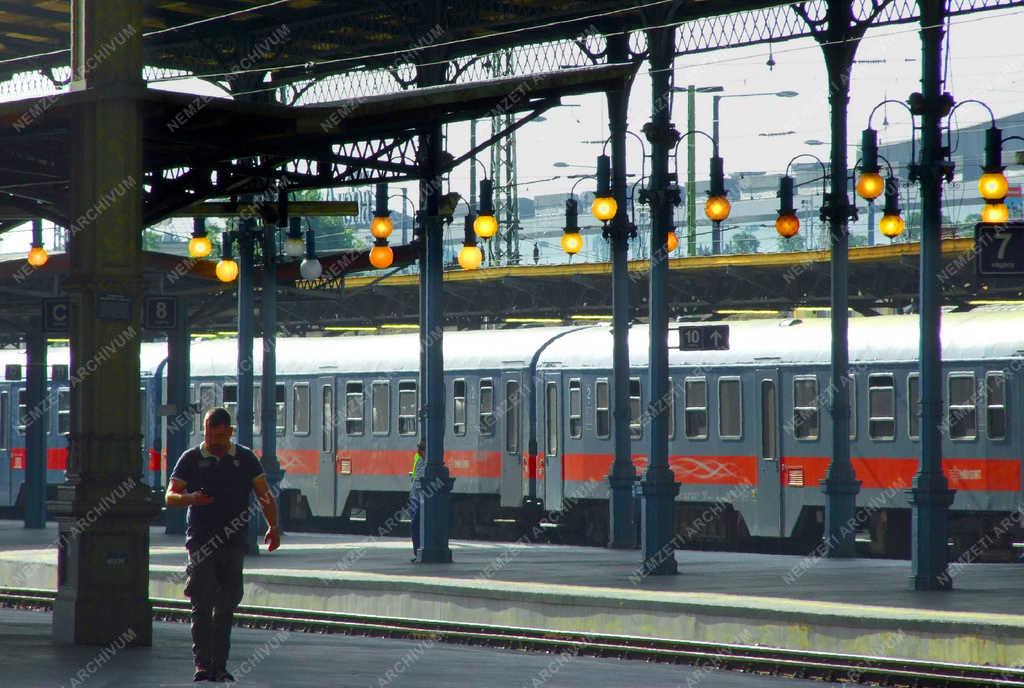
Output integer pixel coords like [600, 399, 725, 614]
[408, 438, 425, 561]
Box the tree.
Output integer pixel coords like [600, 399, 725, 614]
[848, 233, 869, 248]
[777, 233, 807, 252]
[291, 188, 362, 252]
[727, 230, 759, 254]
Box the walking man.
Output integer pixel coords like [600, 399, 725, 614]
[166, 407, 281, 682]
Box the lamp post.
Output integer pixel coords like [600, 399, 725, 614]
[854, 1, 961, 588]
[708, 90, 798, 253]
[670, 85, 722, 256]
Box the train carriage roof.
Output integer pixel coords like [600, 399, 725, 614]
[539, 311, 1024, 370]
[187, 326, 586, 377]
[0, 311, 1019, 382]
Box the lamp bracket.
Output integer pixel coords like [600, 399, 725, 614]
[819, 194, 858, 224]
[641, 121, 680, 147]
[908, 91, 954, 117]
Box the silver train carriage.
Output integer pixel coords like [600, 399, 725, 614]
[0, 311, 1020, 557]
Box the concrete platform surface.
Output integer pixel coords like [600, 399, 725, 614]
[2, 521, 1023, 668]
[3, 608, 837, 688]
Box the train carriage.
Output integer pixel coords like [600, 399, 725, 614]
[0, 310, 1021, 557]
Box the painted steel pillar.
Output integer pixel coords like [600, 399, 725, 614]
[639, 26, 680, 575]
[52, 0, 159, 646]
[260, 221, 285, 527]
[24, 321, 46, 528]
[164, 305, 190, 536]
[415, 50, 454, 563]
[686, 86, 697, 256]
[235, 216, 259, 555]
[711, 96, 722, 255]
[818, 0, 861, 558]
[910, 0, 955, 590]
[605, 31, 637, 549]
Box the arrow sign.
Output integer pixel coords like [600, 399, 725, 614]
[678, 324, 729, 351]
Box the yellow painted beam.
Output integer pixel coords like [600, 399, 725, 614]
[344, 239, 972, 290]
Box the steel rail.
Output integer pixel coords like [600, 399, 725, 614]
[2, 588, 1022, 687]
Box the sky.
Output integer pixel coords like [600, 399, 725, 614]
[3, 4, 1023, 253]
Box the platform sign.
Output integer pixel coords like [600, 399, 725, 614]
[144, 296, 177, 330]
[42, 298, 69, 333]
[976, 222, 1024, 277]
[678, 324, 729, 351]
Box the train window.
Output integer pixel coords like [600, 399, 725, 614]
[685, 378, 708, 439]
[254, 384, 261, 435]
[545, 382, 558, 456]
[293, 384, 310, 436]
[505, 380, 520, 453]
[275, 384, 286, 436]
[346, 382, 364, 436]
[190, 384, 197, 435]
[568, 379, 582, 439]
[371, 381, 390, 435]
[16, 388, 26, 435]
[848, 375, 857, 440]
[198, 383, 216, 431]
[719, 377, 742, 439]
[595, 379, 610, 439]
[399, 380, 417, 436]
[222, 384, 238, 425]
[948, 373, 977, 440]
[793, 377, 819, 441]
[868, 374, 895, 440]
[907, 374, 920, 440]
[322, 385, 334, 452]
[0, 391, 7, 448]
[58, 389, 70, 436]
[629, 377, 642, 439]
[452, 379, 467, 436]
[667, 377, 675, 440]
[479, 379, 494, 436]
[986, 372, 1006, 441]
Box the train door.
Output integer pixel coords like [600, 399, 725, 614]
[755, 369, 783, 537]
[542, 372, 564, 510]
[317, 378, 337, 516]
[0, 390, 8, 506]
[499, 375, 523, 508]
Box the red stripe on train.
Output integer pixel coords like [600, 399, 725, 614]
[563, 453, 758, 486]
[782, 456, 1022, 491]
[10, 447, 67, 471]
[332, 449, 502, 478]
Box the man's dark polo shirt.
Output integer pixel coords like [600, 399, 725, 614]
[170, 442, 264, 552]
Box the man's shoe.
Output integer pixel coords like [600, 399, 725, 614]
[193, 668, 213, 682]
[213, 669, 236, 682]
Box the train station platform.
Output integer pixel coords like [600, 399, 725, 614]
[8, 606, 806, 688]
[1, 521, 1022, 671]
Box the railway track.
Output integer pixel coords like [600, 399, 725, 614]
[3, 587, 1023, 687]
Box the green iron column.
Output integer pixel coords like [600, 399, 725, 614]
[52, 0, 159, 645]
[686, 86, 697, 256]
[910, 0, 955, 590]
[261, 217, 285, 528]
[24, 319, 46, 528]
[605, 31, 638, 549]
[235, 215, 259, 555]
[415, 33, 454, 563]
[639, 25, 680, 576]
[164, 303, 190, 536]
[818, 0, 862, 558]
